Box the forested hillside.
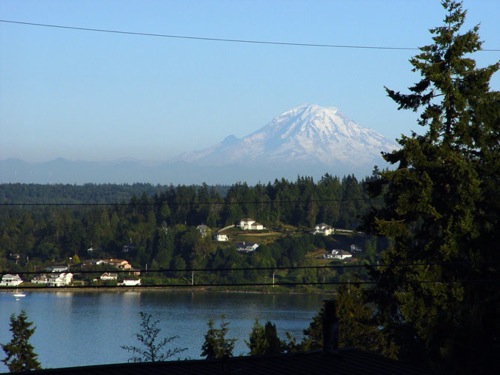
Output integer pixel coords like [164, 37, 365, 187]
[0, 182, 229, 204]
[0, 173, 381, 284]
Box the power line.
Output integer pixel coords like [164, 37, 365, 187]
[2, 19, 498, 52]
[4, 278, 498, 291]
[10, 260, 496, 276]
[0, 19, 418, 51]
[0, 196, 385, 207]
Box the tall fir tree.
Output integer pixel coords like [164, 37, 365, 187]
[201, 315, 236, 360]
[362, 0, 499, 372]
[1, 311, 41, 372]
[246, 320, 282, 356]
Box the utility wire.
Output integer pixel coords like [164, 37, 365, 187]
[0, 19, 419, 51]
[0, 196, 384, 207]
[6, 278, 499, 290]
[11, 260, 498, 276]
[3, 19, 499, 52]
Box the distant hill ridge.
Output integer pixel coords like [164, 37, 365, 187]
[0, 104, 396, 185]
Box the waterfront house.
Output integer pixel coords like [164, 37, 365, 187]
[32, 273, 73, 287]
[47, 273, 73, 287]
[0, 273, 23, 287]
[31, 274, 49, 284]
[100, 272, 118, 281]
[119, 279, 141, 286]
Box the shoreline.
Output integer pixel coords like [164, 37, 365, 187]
[1, 286, 335, 295]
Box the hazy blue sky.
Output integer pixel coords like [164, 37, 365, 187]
[1, 0, 499, 162]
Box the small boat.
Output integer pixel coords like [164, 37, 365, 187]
[12, 290, 26, 299]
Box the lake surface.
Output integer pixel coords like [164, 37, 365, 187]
[0, 290, 327, 372]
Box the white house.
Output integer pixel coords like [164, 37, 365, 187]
[0, 274, 23, 287]
[214, 234, 229, 242]
[48, 273, 73, 287]
[32, 273, 73, 287]
[100, 272, 118, 281]
[46, 265, 69, 273]
[119, 279, 141, 286]
[236, 242, 259, 253]
[239, 218, 265, 231]
[324, 249, 352, 260]
[314, 223, 334, 236]
[31, 274, 49, 284]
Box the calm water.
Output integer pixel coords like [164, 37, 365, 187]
[0, 291, 326, 372]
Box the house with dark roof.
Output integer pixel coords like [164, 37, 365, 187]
[25, 348, 430, 375]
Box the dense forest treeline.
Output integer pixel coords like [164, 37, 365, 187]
[0, 173, 382, 284]
[0, 182, 230, 205]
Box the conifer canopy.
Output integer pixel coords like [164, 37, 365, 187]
[363, 1, 499, 372]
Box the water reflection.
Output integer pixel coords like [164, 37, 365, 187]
[0, 291, 326, 371]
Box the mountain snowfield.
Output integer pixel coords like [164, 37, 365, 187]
[0, 104, 398, 184]
[180, 103, 397, 169]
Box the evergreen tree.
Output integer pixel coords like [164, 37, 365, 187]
[1, 311, 41, 372]
[120, 312, 186, 362]
[246, 320, 267, 356]
[363, 1, 499, 371]
[201, 315, 236, 359]
[246, 320, 282, 356]
[300, 306, 324, 352]
[336, 283, 393, 357]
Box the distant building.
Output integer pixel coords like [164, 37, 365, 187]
[197, 224, 211, 237]
[0, 274, 23, 287]
[239, 218, 265, 231]
[324, 249, 352, 260]
[350, 244, 362, 253]
[314, 223, 334, 236]
[31, 274, 49, 284]
[48, 273, 73, 287]
[33, 273, 73, 287]
[102, 259, 132, 270]
[236, 242, 259, 253]
[46, 265, 69, 273]
[119, 279, 141, 286]
[100, 272, 118, 281]
[214, 234, 229, 242]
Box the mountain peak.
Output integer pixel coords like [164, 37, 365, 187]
[178, 104, 397, 176]
[276, 104, 338, 125]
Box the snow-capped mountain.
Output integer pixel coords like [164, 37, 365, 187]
[1, 105, 398, 185]
[180, 104, 397, 174]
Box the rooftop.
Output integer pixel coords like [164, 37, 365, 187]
[21, 348, 429, 375]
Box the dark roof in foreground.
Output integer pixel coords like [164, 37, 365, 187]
[11, 349, 430, 375]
